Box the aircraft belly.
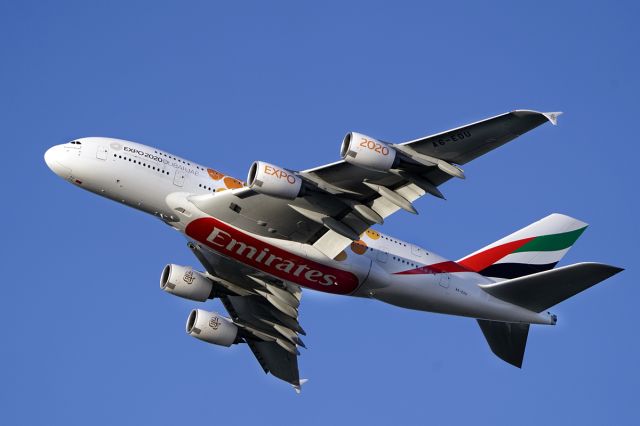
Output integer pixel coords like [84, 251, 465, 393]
[367, 274, 452, 312]
[367, 273, 552, 324]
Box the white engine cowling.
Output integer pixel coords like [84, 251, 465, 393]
[247, 161, 302, 199]
[340, 132, 397, 171]
[186, 309, 238, 347]
[160, 264, 213, 302]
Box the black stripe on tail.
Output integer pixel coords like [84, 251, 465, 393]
[479, 262, 558, 279]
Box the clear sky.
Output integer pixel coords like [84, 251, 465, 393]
[2, 1, 638, 425]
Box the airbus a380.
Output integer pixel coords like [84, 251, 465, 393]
[45, 110, 622, 391]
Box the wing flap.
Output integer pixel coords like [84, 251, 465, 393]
[312, 230, 353, 259]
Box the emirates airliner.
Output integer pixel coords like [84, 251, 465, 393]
[44, 110, 622, 391]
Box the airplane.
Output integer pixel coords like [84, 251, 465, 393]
[44, 110, 623, 392]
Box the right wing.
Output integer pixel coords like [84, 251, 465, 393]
[187, 110, 560, 259]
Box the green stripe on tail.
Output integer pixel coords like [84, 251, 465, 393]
[514, 226, 587, 253]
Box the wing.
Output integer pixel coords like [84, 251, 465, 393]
[188, 110, 560, 258]
[188, 241, 306, 390]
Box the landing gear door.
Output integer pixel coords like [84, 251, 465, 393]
[96, 146, 108, 160]
[173, 169, 186, 187]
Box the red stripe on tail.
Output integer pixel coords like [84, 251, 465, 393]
[458, 237, 534, 272]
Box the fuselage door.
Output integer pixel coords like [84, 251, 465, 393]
[411, 244, 424, 257]
[173, 169, 186, 187]
[438, 273, 450, 288]
[96, 146, 108, 160]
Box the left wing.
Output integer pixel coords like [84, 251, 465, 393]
[188, 241, 306, 391]
[222, 295, 302, 387]
[187, 110, 560, 259]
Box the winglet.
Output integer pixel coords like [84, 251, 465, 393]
[293, 378, 308, 394]
[543, 111, 563, 126]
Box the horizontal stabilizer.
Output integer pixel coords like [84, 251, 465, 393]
[479, 262, 623, 312]
[477, 320, 530, 368]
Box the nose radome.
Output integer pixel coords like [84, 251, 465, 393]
[44, 145, 72, 178]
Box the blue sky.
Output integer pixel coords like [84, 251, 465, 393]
[2, 1, 638, 425]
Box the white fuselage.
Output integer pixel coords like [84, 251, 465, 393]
[44, 137, 555, 325]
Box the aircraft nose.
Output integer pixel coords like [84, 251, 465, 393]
[44, 145, 72, 178]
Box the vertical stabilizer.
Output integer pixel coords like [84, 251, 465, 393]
[458, 213, 588, 280]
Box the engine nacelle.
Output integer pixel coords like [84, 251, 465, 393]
[186, 309, 238, 347]
[340, 132, 398, 171]
[160, 264, 213, 302]
[247, 161, 302, 199]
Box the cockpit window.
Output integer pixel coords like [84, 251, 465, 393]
[69, 140, 82, 145]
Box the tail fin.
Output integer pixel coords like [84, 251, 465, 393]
[458, 213, 588, 280]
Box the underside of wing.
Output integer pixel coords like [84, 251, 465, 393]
[186, 110, 559, 258]
[222, 295, 302, 386]
[188, 241, 306, 389]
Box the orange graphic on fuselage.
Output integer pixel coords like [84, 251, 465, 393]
[223, 176, 244, 189]
[207, 168, 224, 180]
[365, 229, 381, 240]
[334, 251, 348, 261]
[351, 240, 368, 255]
[207, 168, 244, 190]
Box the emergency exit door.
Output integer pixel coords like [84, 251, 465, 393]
[173, 169, 185, 187]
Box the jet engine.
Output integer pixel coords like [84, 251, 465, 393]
[186, 309, 239, 347]
[160, 264, 214, 302]
[247, 161, 302, 199]
[340, 132, 398, 171]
